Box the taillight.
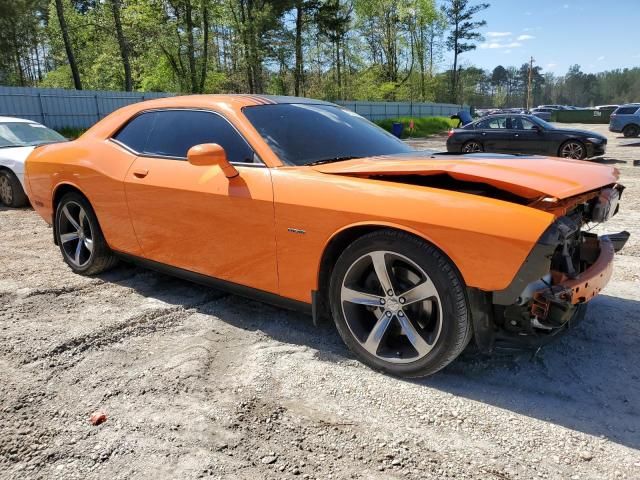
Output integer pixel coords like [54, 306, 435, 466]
[448, 129, 455, 137]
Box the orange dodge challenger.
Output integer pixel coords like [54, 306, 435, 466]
[25, 95, 628, 377]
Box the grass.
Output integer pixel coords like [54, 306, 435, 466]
[375, 116, 458, 138]
[55, 127, 87, 140]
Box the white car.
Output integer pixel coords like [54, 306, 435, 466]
[0, 117, 66, 207]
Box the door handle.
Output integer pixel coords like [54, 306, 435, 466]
[481, 132, 487, 136]
[133, 169, 149, 178]
[514, 133, 520, 137]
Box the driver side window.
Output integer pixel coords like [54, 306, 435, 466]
[516, 118, 537, 130]
[114, 110, 256, 164]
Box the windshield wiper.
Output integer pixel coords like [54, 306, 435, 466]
[306, 156, 362, 166]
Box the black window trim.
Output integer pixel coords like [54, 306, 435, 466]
[109, 107, 265, 167]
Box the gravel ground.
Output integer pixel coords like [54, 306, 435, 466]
[1, 123, 639, 479]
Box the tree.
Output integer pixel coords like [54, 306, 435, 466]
[443, 0, 488, 103]
[317, 0, 351, 99]
[407, 0, 440, 101]
[110, 0, 132, 91]
[292, 1, 320, 96]
[54, 0, 83, 89]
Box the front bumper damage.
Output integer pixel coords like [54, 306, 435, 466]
[530, 232, 628, 327]
[472, 185, 629, 353]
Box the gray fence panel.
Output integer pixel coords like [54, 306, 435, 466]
[0, 86, 469, 129]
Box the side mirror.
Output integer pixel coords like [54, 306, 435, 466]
[187, 143, 238, 178]
[532, 125, 542, 133]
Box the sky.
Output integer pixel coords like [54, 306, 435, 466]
[451, 0, 640, 75]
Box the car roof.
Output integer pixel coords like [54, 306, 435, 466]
[0, 116, 37, 124]
[129, 94, 336, 110]
[476, 113, 532, 119]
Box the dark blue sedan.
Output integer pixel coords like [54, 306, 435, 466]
[446, 114, 607, 160]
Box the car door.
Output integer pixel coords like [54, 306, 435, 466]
[510, 116, 546, 155]
[120, 109, 279, 294]
[476, 116, 511, 152]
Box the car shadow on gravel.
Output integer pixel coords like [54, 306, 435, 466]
[99, 264, 640, 450]
[593, 158, 627, 164]
[424, 294, 640, 450]
[97, 263, 350, 355]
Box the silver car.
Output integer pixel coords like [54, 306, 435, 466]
[0, 117, 66, 207]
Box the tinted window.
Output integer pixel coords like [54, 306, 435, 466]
[113, 112, 157, 152]
[145, 110, 254, 163]
[615, 106, 640, 115]
[477, 117, 507, 129]
[512, 117, 537, 130]
[243, 104, 413, 166]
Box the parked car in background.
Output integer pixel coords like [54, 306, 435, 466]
[609, 103, 640, 137]
[447, 113, 607, 159]
[24, 94, 627, 377]
[596, 105, 618, 111]
[0, 117, 66, 207]
[538, 105, 566, 110]
[530, 107, 554, 121]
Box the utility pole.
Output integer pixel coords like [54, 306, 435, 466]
[527, 56, 535, 111]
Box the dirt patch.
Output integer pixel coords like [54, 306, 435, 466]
[1, 123, 639, 479]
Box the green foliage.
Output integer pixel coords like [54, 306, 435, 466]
[1, 1, 639, 109]
[375, 116, 458, 138]
[56, 127, 86, 139]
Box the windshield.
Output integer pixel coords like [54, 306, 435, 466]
[242, 103, 414, 166]
[529, 115, 555, 129]
[0, 122, 66, 148]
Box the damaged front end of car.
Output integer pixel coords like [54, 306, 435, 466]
[471, 184, 629, 353]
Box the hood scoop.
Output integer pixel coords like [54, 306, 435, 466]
[310, 152, 619, 200]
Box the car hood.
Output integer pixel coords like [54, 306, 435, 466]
[310, 152, 619, 200]
[0, 146, 35, 171]
[551, 128, 606, 139]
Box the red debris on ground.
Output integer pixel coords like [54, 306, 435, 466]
[89, 411, 107, 426]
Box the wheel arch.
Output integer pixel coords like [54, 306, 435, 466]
[557, 138, 586, 157]
[462, 139, 483, 152]
[315, 222, 464, 321]
[51, 183, 92, 245]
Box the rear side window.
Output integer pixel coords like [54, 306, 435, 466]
[145, 110, 255, 163]
[113, 112, 157, 152]
[477, 117, 507, 129]
[615, 106, 639, 115]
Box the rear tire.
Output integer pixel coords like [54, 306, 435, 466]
[329, 229, 472, 378]
[54, 193, 118, 275]
[0, 170, 28, 208]
[462, 140, 483, 153]
[623, 124, 640, 138]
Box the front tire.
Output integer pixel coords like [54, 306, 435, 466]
[329, 230, 472, 378]
[623, 124, 640, 138]
[559, 140, 587, 159]
[54, 193, 117, 275]
[0, 170, 28, 207]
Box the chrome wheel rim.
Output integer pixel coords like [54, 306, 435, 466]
[340, 251, 443, 364]
[58, 201, 94, 268]
[462, 142, 482, 153]
[0, 175, 12, 204]
[561, 142, 584, 159]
